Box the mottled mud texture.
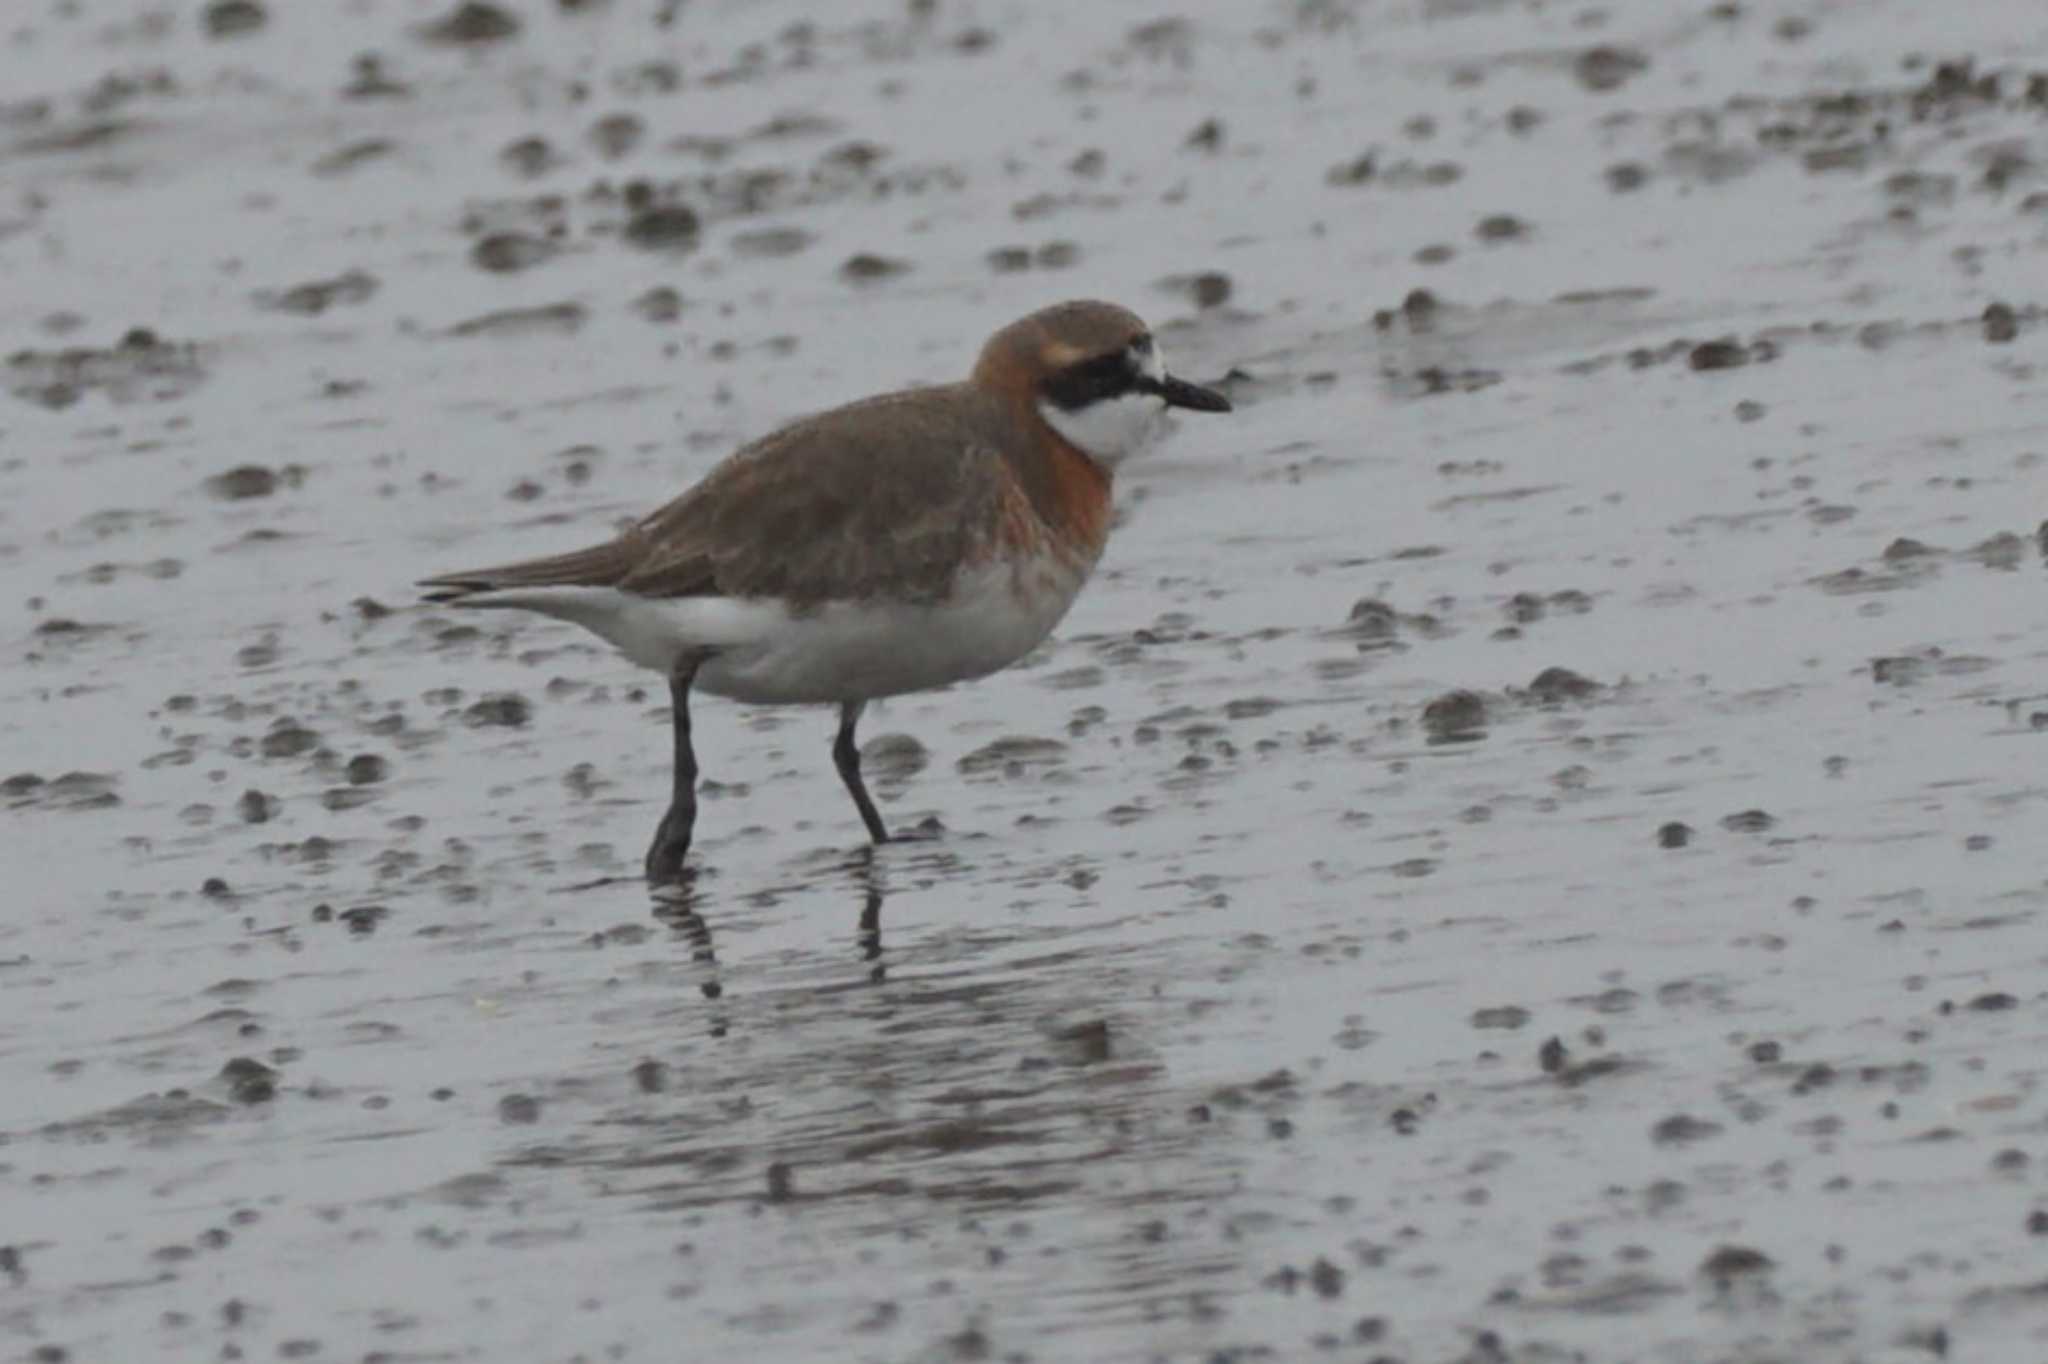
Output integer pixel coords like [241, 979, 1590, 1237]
[6, 3, 2048, 1363]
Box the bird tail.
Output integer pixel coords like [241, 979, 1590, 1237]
[417, 537, 637, 604]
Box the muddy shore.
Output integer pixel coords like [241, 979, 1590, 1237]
[4, 3, 2047, 1361]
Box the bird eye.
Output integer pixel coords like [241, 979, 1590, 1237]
[1043, 352, 1138, 410]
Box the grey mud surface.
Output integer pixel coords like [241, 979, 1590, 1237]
[5, 2, 2048, 1361]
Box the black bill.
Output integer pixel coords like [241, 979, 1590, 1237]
[1156, 373, 1233, 413]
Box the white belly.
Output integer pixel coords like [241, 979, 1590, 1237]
[698, 556, 1091, 703]
[467, 556, 1095, 704]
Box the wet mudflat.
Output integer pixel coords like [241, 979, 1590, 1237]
[4, 1, 2047, 1361]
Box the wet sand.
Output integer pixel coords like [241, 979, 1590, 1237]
[4, 2, 2047, 1361]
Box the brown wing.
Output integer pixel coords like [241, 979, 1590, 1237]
[421, 385, 1013, 608]
[617, 386, 1015, 607]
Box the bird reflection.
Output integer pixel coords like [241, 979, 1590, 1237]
[646, 848, 891, 1022]
[853, 846, 887, 982]
[648, 868, 728, 1035]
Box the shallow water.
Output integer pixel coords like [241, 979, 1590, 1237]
[5, 2, 2047, 1361]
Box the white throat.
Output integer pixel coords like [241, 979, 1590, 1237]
[1036, 341, 1172, 469]
[1039, 392, 1166, 468]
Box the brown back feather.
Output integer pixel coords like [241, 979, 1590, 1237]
[421, 385, 1022, 608]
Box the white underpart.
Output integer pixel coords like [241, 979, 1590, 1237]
[452, 551, 1095, 705]
[1036, 341, 1172, 469]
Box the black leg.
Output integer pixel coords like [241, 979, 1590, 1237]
[833, 700, 890, 844]
[645, 670, 700, 884]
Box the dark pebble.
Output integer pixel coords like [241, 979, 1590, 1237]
[205, 465, 279, 500]
[1651, 1113, 1723, 1145]
[1527, 666, 1600, 702]
[203, 0, 267, 38]
[624, 204, 700, 251]
[344, 754, 388, 785]
[338, 905, 389, 935]
[420, 2, 521, 44]
[839, 252, 910, 283]
[1422, 690, 1488, 742]
[220, 1057, 277, 1104]
[632, 286, 683, 322]
[765, 1162, 795, 1203]
[471, 233, 555, 273]
[1326, 153, 1375, 186]
[464, 693, 531, 728]
[1605, 162, 1648, 192]
[1698, 1245, 1772, 1278]
[261, 722, 319, 758]
[1792, 1063, 1835, 1094]
[1190, 271, 1232, 308]
[1056, 1019, 1112, 1064]
[498, 1093, 542, 1124]
[860, 733, 929, 781]
[1475, 213, 1528, 242]
[1, 773, 45, 800]
[1688, 338, 1749, 370]
[500, 136, 557, 178]
[1575, 45, 1648, 92]
[1344, 597, 1398, 639]
[588, 112, 644, 159]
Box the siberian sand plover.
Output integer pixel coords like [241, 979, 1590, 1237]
[420, 300, 1232, 882]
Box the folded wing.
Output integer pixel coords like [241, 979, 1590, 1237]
[419, 386, 1012, 610]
